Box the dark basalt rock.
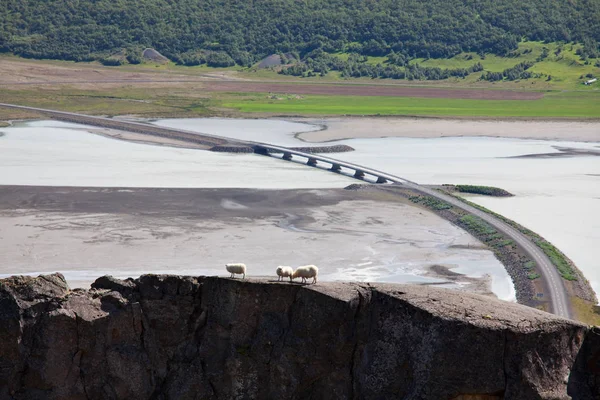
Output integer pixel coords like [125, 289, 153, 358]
[569, 326, 600, 399]
[91, 275, 136, 296]
[0, 273, 596, 399]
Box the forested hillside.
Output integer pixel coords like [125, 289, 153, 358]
[1, 0, 599, 66]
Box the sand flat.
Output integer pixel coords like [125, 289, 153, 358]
[295, 117, 600, 143]
[0, 186, 513, 299]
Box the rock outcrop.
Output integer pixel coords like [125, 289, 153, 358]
[0, 273, 597, 399]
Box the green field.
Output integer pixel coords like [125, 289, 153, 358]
[332, 52, 388, 65]
[411, 42, 599, 89]
[1, 51, 599, 119]
[223, 91, 600, 118]
[1, 82, 598, 120]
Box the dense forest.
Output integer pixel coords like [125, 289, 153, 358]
[1, 0, 599, 66]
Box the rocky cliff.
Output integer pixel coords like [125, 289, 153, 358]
[0, 273, 597, 399]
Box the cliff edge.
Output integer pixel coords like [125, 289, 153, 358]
[0, 273, 597, 399]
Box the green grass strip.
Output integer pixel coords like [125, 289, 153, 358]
[223, 91, 600, 118]
[408, 195, 451, 210]
[455, 185, 512, 197]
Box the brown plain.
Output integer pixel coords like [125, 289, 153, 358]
[0, 58, 542, 100]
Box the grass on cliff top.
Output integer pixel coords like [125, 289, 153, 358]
[222, 91, 600, 118]
[571, 297, 600, 326]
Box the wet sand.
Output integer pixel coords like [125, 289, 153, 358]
[294, 117, 600, 143]
[0, 186, 510, 298]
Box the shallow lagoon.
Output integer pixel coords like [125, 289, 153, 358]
[3, 116, 598, 300]
[0, 120, 350, 188]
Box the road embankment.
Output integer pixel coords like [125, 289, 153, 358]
[0, 103, 230, 148]
[442, 191, 597, 304]
[392, 187, 539, 307]
[393, 184, 596, 321]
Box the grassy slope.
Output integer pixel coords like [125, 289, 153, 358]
[1, 47, 599, 119]
[365, 41, 600, 90]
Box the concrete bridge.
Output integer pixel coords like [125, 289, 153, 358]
[252, 144, 394, 184]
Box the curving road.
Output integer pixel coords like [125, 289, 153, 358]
[0, 103, 572, 318]
[250, 143, 571, 318]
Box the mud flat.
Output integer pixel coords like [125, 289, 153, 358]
[0, 185, 514, 300]
[0, 120, 351, 189]
[294, 117, 600, 143]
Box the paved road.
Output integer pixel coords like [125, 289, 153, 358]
[411, 184, 570, 318]
[0, 103, 572, 318]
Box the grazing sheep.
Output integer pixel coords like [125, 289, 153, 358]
[292, 265, 318, 284]
[276, 266, 294, 282]
[225, 263, 246, 279]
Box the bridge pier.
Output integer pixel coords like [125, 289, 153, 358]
[330, 164, 342, 172]
[254, 147, 270, 156]
[376, 177, 388, 184]
[307, 158, 318, 166]
[354, 170, 365, 179]
[282, 152, 293, 160]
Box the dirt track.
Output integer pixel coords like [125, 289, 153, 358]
[200, 81, 545, 100]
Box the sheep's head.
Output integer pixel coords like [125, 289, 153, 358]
[276, 267, 283, 275]
[292, 270, 300, 279]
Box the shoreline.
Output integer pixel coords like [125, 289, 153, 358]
[0, 185, 507, 299]
[289, 116, 600, 143]
[2, 116, 597, 321]
[115, 115, 600, 144]
[381, 183, 597, 322]
[444, 190, 597, 304]
[4, 115, 600, 144]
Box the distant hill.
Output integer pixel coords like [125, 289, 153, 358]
[1, 0, 599, 67]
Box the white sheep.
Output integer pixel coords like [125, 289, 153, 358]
[292, 265, 318, 284]
[225, 263, 246, 279]
[276, 266, 294, 282]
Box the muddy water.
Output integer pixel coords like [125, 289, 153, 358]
[0, 120, 350, 188]
[9, 118, 595, 301]
[0, 120, 515, 299]
[0, 198, 512, 299]
[154, 118, 600, 299]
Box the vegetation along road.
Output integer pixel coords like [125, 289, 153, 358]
[0, 103, 572, 319]
[252, 143, 571, 319]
